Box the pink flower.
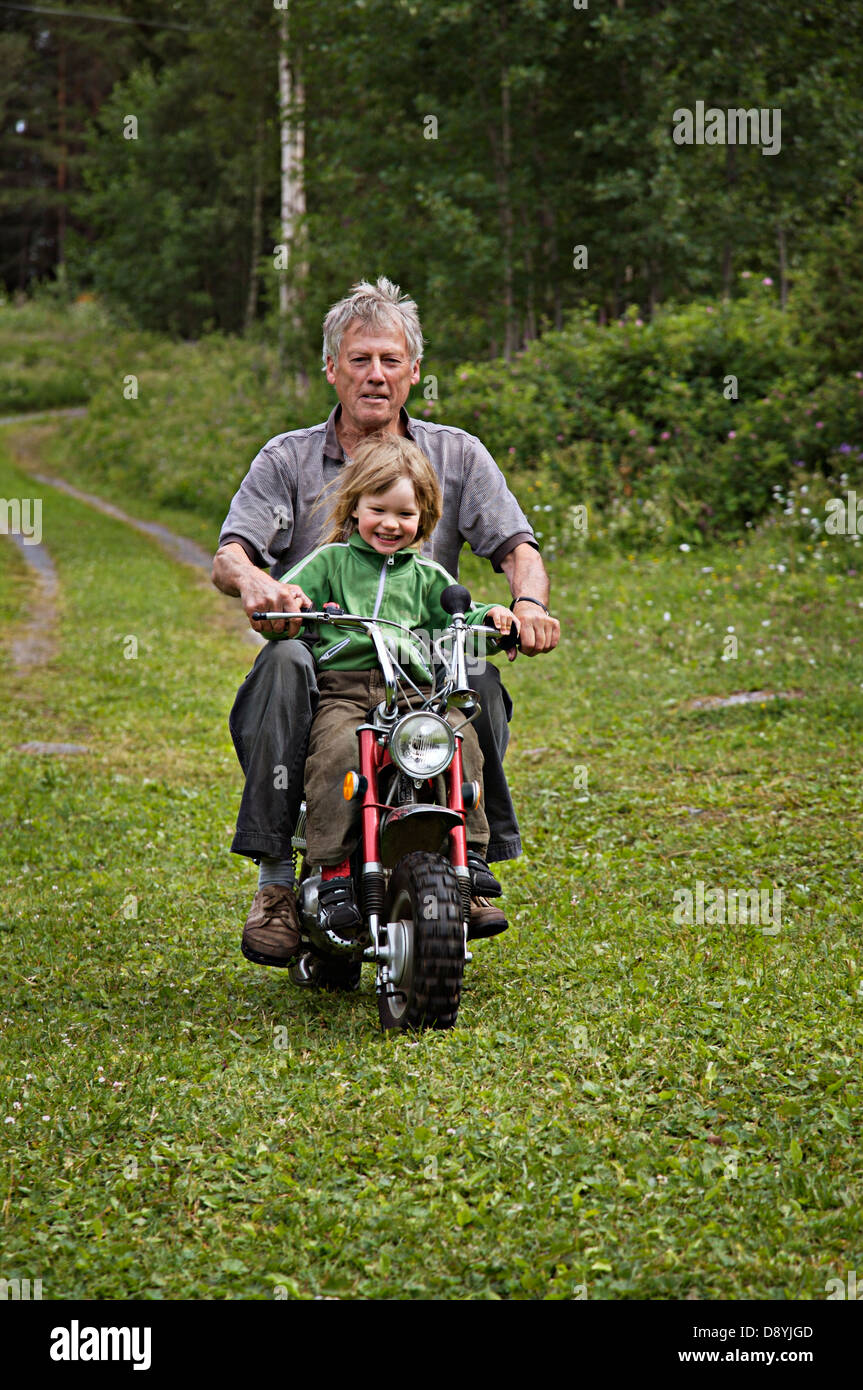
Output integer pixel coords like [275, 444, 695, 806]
[660, 431, 670, 441]
[629, 428, 638, 436]
[635, 319, 644, 327]
[508, 446, 516, 454]
[556, 434, 565, 443]
[762, 277, 773, 286]
[741, 271, 752, 279]
[647, 446, 655, 455]
[815, 421, 824, 429]
[705, 306, 713, 314]
[728, 431, 736, 439]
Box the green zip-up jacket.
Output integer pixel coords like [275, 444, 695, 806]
[268, 530, 495, 682]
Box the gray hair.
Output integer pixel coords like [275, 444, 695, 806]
[322, 276, 424, 369]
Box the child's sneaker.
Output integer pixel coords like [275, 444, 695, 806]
[317, 876, 363, 937]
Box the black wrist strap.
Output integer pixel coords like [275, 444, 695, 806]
[511, 596, 549, 615]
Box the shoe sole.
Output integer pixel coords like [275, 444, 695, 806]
[241, 940, 300, 968]
[467, 918, 509, 941]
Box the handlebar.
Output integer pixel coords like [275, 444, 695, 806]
[250, 608, 520, 650]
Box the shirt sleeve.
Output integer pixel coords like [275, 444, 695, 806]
[217, 442, 295, 568]
[458, 435, 539, 572]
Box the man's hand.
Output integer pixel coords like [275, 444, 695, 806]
[244, 576, 312, 637]
[499, 543, 561, 661]
[509, 602, 560, 661]
[212, 543, 311, 637]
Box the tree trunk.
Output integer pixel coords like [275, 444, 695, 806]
[56, 35, 67, 267]
[278, 6, 307, 385]
[244, 119, 265, 333]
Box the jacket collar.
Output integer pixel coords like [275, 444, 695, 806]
[348, 529, 417, 566]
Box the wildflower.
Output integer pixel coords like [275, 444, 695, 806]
[741, 270, 752, 278]
[816, 422, 824, 429]
[660, 431, 670, 441]
[629, 428, 638, 437]
[508, 446, 516, 455]
[728, 431, 736, 439]
[839, 443, 852, 453]
[679, 543, 690, 552]
[762, 277, 773, 286]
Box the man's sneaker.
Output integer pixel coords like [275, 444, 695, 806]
[317, 876, 363, 938]
[467, 851, 503, 899]
[468, 896, 508, 940]
[241, 884, 301, 967]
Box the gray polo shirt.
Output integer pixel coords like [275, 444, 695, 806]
[218, 404, 537, 581]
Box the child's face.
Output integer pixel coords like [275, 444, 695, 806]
[352, 477, 421, 555]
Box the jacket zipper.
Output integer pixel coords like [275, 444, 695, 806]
[372, 553, 394, 618]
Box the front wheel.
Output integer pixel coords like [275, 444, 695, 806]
[378, 851, 465, 1032]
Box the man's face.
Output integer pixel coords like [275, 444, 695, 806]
[326, 319, 421, 439]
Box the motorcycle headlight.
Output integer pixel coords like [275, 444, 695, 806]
[390, 712, 455, 778]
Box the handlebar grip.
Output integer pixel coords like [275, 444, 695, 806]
[496, 624, 520, 652]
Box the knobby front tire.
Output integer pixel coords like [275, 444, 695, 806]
[378, 851, 465, 1032]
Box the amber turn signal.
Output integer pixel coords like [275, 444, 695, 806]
[343, 771, 368, 802]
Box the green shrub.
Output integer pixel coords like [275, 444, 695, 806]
[429, 283, 862, 543]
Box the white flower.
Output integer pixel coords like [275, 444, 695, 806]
[663, 611, 671, 622]
[679, 543, 690, 552]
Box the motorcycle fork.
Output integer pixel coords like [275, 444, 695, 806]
[447, 736, 472, 935]
[357, 727, 386, 950]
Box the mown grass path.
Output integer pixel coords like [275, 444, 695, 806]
[1, 427, 861, 1300]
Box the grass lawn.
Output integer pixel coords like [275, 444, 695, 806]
[0, 427, 861, 1300]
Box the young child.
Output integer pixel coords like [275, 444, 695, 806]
[269, 431, 517, 936]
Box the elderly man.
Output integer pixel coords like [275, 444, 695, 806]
[212, 277, 559, 968]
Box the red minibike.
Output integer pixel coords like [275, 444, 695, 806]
[253, 584, 516, 1031]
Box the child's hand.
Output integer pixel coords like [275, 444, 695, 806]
[486, 605, 520, 660]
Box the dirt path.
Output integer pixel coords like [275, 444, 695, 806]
[7, 531, 60, 671]
[0, 416, 262, 650]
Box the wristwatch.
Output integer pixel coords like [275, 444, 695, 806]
[510, 596, 550, 615]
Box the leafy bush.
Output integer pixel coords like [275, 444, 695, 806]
[430, 281, 863, 544]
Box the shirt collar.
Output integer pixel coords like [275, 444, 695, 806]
[324, 404, 416, 462]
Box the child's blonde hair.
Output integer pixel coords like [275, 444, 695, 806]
[323, 432, 442, 545]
